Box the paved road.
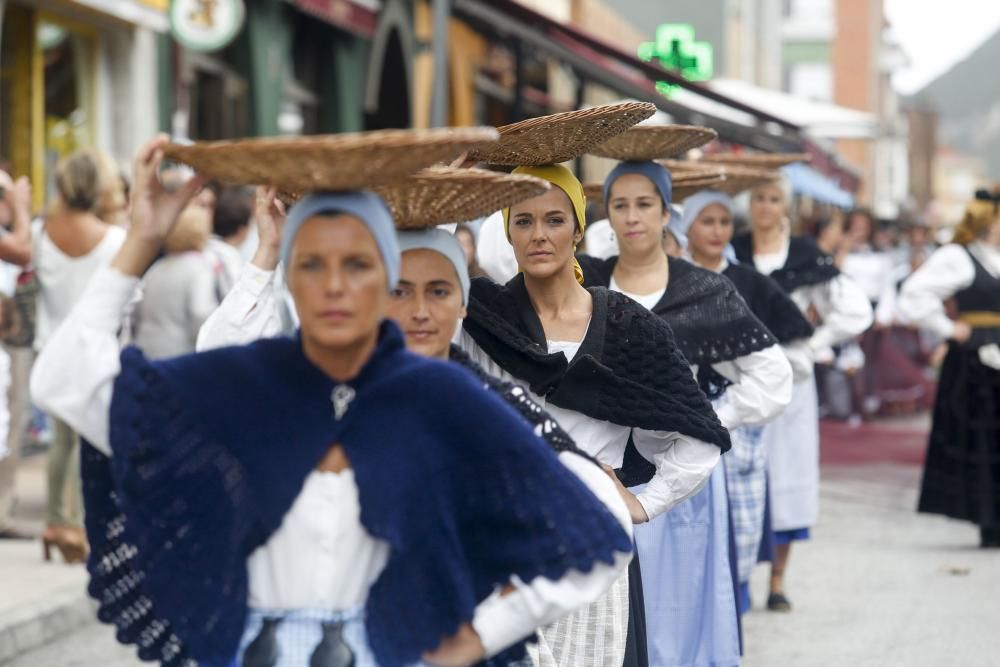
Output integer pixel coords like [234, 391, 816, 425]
[7, 419, 1000, 667]
[742, 462, 1000, 667]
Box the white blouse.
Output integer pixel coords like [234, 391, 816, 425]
[752, 240, 874, 356]
[898, 242, 1000, 369]
[30, 267, 633, 659]
[841, 249, 898, 325]
[609, 273, 793, 432]
[35, 225, 127, 351]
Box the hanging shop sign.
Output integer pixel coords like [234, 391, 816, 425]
[169, 0, 246, 52]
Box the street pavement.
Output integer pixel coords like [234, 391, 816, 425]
[3, 415, 999, 666]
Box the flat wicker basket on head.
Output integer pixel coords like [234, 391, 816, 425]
[375, 167, 550, 230]
[700, 152, 811, 169]
[659, 159, 724, 176]
[710, 164, 783, 196]
[672, 174, 728, 200]
[162, 127, 500, 192]
[467, 102, 657, 166]
[589, 125, 717, 161]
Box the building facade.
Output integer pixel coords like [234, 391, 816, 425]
[0, 0, 163, 209]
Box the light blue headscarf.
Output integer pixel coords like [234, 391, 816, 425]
[397, 229, 471, 305]
[676, 190, 739, 263]
[676, 190, 735, 238]
[604, 160, 683, 247]
[280, 191, 401, 289]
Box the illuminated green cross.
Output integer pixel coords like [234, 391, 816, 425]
[638, 24, 714, 96]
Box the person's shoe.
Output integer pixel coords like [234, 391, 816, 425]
[767, 592, 792, 612]
[42, 525, 88, 564]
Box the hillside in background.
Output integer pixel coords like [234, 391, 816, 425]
[908, 27, 1000, 180]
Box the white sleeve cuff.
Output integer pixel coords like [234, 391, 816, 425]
[240, 263, 276, 297]
[471, 587, 540, 658]
[930, 315, 957, 340]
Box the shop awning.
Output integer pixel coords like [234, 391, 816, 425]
[704, 79, 878, 140]
[451, 0, 805, 153]
[782, 163, 855, 208]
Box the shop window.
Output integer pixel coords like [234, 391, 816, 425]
[181, 42, 250, 140]
[288, 13, 326, 135]
[0, 6, 97, 207]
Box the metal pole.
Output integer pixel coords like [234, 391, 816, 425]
[430, 0, 450, 128]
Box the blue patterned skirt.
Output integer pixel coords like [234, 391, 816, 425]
[631, 464, 740, 667]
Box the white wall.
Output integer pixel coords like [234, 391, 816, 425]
[94, 24, 159, 172]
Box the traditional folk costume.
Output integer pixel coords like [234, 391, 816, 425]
[732, 230, 873, 548]
[577, 163, 792, 667]
[841, 246, 935, 416]
[899, 229, 1000, 547]
[457, 165, 730, 667]
[679, 191, 815, 614]
[29, 191, 635, 667]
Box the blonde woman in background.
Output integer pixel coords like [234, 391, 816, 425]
[91, 151, 129, 228]
[133, 207, 221, 359]
[35, 150, 126, 563]
[731, 177, 873, 610]
[899, 189, 1000, 548]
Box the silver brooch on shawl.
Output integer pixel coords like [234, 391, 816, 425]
[331, 385, 356, 420]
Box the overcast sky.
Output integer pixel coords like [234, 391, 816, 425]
[885, 0, 1000, 94]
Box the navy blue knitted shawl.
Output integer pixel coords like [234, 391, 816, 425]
[80, 321, 632, 667]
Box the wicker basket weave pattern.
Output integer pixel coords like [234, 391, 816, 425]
[162, 128, 500, 191]
[468, 102, 657, 166]
[590, 125, 717, 161]
[375, 167, 550, 230]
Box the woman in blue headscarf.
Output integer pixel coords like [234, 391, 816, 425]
[28, 135, 637, 667]
[576, 161, 794, 667]
[676, 189, 815, 614]
[732, 177, 872, 611]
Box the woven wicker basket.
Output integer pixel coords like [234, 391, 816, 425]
[468, 102, 657, 166]
[589, 125, 717, 161]
[700, 152, 810, 169]
[672, 174, 728, 200]
[375, 167, 550, 230]
[709, 164, 782, 196]
[659, 159, 724, 177]
[162, 127, 500, 191]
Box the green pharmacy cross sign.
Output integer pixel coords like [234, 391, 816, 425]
[638, 24, 714, 97]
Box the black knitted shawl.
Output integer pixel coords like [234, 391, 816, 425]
[731, 234, 840, 293]
[463, 275, 731, 453]
[577, 255, 777, 367]
[722, 262, 815, 344]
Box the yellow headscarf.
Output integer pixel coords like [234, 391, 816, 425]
[502, 164, 587, 284]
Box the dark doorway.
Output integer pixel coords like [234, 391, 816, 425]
[364, 29, 410, 129]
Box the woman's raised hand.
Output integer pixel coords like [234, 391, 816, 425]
[113, 135, 207, 277]
[250, 186, 287, 271]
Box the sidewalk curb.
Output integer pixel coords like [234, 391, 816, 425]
[0, 585, 94, 663]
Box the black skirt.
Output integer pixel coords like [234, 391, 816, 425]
[918, 344, 1000, 531]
